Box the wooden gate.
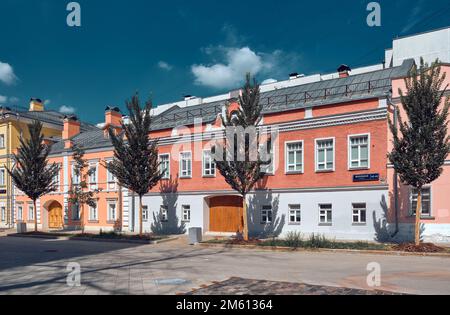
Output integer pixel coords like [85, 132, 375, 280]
[209, 196, 243, 233]
[48, 201, 63, 229]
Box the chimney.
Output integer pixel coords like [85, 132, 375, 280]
[337, 64, 351, 78]
[104, 106, 122, 136]
[289, 73, 300, 80]
[29, 98, 44, 112]
[63, 115, 80, 148]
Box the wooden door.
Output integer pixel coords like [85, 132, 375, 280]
[48, 202, 63, 229]
[209, 196, 243, 233]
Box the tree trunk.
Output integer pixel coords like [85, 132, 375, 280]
[415, 189, 422, 246]
[242, 195, 249, 241]
[33, 199, 38, 232]
[139, 195, 143, 236]
[80, 204, 85, 234]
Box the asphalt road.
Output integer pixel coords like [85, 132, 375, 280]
[0, 236, 448, 295]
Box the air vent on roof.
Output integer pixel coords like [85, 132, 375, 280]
[338, 64, 351, 78]
[289, 73, 304, 80]
[184, 95, 196, 101]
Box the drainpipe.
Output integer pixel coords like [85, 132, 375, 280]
[387, 96, 400, 238]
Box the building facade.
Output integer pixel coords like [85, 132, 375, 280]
[11, 27, 450, 243]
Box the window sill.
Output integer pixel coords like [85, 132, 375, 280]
[352, 223, 367, 226]
[319, 223, 332, 227]
[349, 167, 370, 171]
[181, 221, 191, 223]
[288, 222, 301, 226]
[408, 215, 435, 220]
[202, 175, 216, 179]
[285, 171, 304, 175]
[107, 220, 118, 225]
[88, 220, 99, 224]
[179, 176, 192, 180]
[315, 170, 334, 174]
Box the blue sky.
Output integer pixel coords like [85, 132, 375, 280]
[0, 0, 449, 124]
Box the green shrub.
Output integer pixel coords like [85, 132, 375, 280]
[285, 232, 303, 248]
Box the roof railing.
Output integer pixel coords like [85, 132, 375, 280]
[152, 77, 391, 126]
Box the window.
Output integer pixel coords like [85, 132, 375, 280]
[0, 134, 5, 149]
[1, 206, 5, 222]
[180, 152, 192, 178]
[352, 203, 367, 224]
[108, 201, 117, 222]
[72, 165, 80, 185]
[71, 203, 80, 221]
[202, 150, 216, 177]
[182, 205, 191, 222]
[0, 169, 5, 186]
[316, 139, 334, 171]
[411, 187, 431, 216]
[286, 142, 303, 173]
[159, 154, 170, 179]
[17, 205, 23, 221]
[160, 206, 168, 222]
[349, 135, 370, 169]
[319, 204, 332, 224]
[28, 203, 34, 221]
[142, 206, 148, 222]
[53, 168, 60, 191]
[261, 205, 273, 224]
[107, 164, 116, 183]
[289, 204, 301, 224]
[89, 164, 98, 184]
[89, 204, 98, 221]
[260, 143, 274, 174]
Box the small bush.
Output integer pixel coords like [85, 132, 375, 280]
[285, 232, 303, 248]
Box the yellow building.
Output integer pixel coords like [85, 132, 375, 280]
[0, 99, 97, 228]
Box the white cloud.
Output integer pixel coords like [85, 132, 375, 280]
[0, 95, 19, 105]
[401, 0, 425, 34]
[0, 61, 18, 85]
[157, 61, 173, 71]
[59, 105, 76, 114]
[261, 78, 278, 85]
[192, 46, 301, 89]
[192, 47, 270, 89]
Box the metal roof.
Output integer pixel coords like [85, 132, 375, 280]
[48, 59, 415, 155]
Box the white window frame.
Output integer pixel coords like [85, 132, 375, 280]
[285, 140, 304, 174]
[315, 138, 335, 172]
[107, 200, 118, 222]
[260, 142, 275, 175]
[182, 205, 191, 222]
[89, 162, 99, 190]
[28, 203, 34, 221]
[89, 204, 98, 221]
[160, 205, 168, 222]
[202, 149, 216, 177]
[179, 152, 192, 178]
[71, 203, 80, 221]
[261, 205, 273, 224]
[319, 204, 333, 225]
[159, 153, 171, 180]
[0, 134, 5, 149]
[348, 133, 370, 170]
[352, 203, 367, 225]
[71, 164, 80, 185]
[410, 186, 432, 217]
[0, 168, 6, 187]
[288, 204, 301, 225]
[142, 205, 149, 222]
[1, 206, 5, 222]
[17, 205, 23, 221]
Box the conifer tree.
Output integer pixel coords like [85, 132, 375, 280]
[106, 93, 163, 236]
[389, 59, 450, 245]
[8, 121, 60, 232]
[213, 74, 270, 241]
[68, 145, 99, 233]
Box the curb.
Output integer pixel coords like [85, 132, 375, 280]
[7, 233, 179, 245]
[198, 242, 450, 258]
